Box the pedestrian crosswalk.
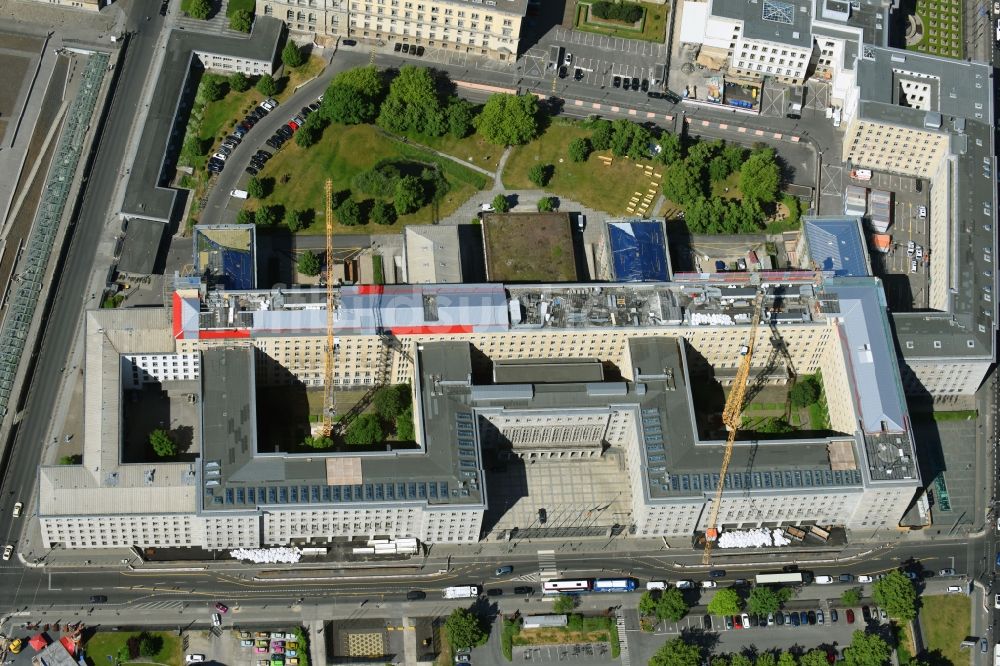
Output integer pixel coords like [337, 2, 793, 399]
[130, 600, 186, 610]
[537, 549, 558, 581]
[615, 611, 630, 666]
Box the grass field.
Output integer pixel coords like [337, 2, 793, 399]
[574, 1, 667, 42]
[254, 123, 486, 234]
[502, 122, 662, 215]
[920, 595, 970, 666]
[83, 631, 182, 666]
[910, 0, 963, 59]
[399, 130, 502, 174]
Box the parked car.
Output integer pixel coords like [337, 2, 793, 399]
[415, 46, 425, 56]
[701, 581, 717, 589]
[815, 575, 834, 584]
[89, 595, 107, 603]
[725, 616, 734, 630]
[709, 569, 726, 578]
[613, 76, 622, 88]
[831, 609, 838, 623]
[640, 79, 649, 92]
[631, 77, 640, 90]
[816, 610, 825, 625]
[215, 602, 228, 613]
[861, 606, 872, 622]
[402, 43, 410, 53]
[839, 574, 854, 583]
[406, 590, 426, 600]
[211, 613, 222, 627]
[939, 568, 956, 576]
[394, 42, 402, 52]
[343, 39, 358, 46]
[514, 586, 534, 595]
[799, 611, 808, 626]
[703, 615, 712, 630]
[741, 613, 750, 628]
[789, 612, 800, 627]
[846, 609, 855, 624]
[240, 640, 254, 648]
[733, 615, 743, 629]
[185, 655, 205, 662]
[807, 611, 816, 625]
[486, 588, 503, 597]
[857, 575, 873, 583]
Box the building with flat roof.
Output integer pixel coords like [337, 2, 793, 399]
[482, 213, 578, 283]
[257, 0, 524, 61]
[798, 216, 871, 277]
[596, 220, 672, 282]
[193, 225, 258, 290]
[403, 225, 463, 284]
[38, 270, 923, 550]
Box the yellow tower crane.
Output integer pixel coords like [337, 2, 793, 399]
[320, 179, 337, 436]
[702, 292, 765, 564]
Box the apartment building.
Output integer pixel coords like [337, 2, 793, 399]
[38, 270, 922, 550]
[257, 0, 525, 60]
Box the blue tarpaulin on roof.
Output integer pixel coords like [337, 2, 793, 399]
[803, 217, 870, 277]
[608, 221, 669, 282]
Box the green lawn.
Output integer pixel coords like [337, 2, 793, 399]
[502, 122, 663, 216]
[910, 0, 964, 59]
[83, 632, 182, 666]
[227, 0, 255, 16]
[253, 123, 487, 234]
[574, 1, 667, 43]
[920, 595, 970, 666]
[397, 129, 503, 174]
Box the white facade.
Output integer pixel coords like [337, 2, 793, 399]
[122, 353, 200, 389]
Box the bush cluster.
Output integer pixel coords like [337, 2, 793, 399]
[591, 0, 643, 23]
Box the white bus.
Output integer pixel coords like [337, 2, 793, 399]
[542, 579, 591, 594]
[993, 644, 999, 666]
[442, 586, 480, 599]
[755, 572, 806, 585]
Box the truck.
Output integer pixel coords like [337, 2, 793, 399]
[230, 189, 249, 199]
[786, 85, 804, 119]
[850, 169, 873, 181]
[549, 44, 563, 69]
[443, 585, 480, 599]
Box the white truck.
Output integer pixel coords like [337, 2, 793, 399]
[230, 189, 249, 199]
[443, 586, 480, 599]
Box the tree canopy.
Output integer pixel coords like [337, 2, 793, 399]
[378, 66, 447, 137]
[371, 200, 397, 226]
[649, 637, 702, 666]
[284, 209, 306, 232]
[393, 175, 426, 215]
[256, 74, 277, 97]
[844, 630, 892, 666]
[651, 588, 690, 621]
[872, 571, 917, 621]
[589, 119, 613, 151]
[799, 650, 832, 666]
[790, 375, 821, 407]
[528, 163, 553, 187]
[229, 8, 253, 32]
[336, 198, 363, 226]
[739, 149, 781, 203]
[301, 435, 333, 449]
[552, 594, 576, 614]
[149, 429, 176, 457]
[746, 585, 790, 616]
[446, 97, 477, 138]
[661, 160, 705, 206]
[187, 0, 211, 19]
[491, 193, 511, 213]
[322, 84, 378, 125]
[568, 137, 592, 163]
[608, 119, 652, 160]
[282, 41, 304, 68]
[537, 196, 556, 212]
[229, 72, 251, 92]
[246, 177, 265, 199]
[297, 250, 321, 276]
[373, 384, 409, 420]
[444, 608, 487, 651]
[476, 94, 540, 146]
[395, 405, 415, 441]
[706, 588, 742, 616]
[841, 587, 862, 606]
[201, 75, 227, 103]
[345, 413, 384, 446]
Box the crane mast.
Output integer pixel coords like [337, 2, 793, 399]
[320, 179, 337, 436]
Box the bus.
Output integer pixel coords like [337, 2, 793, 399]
[993, 643, 1000, 666]
[593, 578, 638, 593]
[755, 572, 806, 585]
[542, 579, 591, 594]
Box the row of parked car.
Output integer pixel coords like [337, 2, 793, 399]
[393, 42, 426, 56]
[714, 606, 884, 632]
[253, 99, 321, 175]
[207, 98, 279, 174]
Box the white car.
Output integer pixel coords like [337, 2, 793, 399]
[994, 1, 999, 15]
[211, 613, 222, 627]
[995, 594, 1000, 609]
[563, 52, 572, 66]
[479, 203, 495, 212]
[700, 581, 717, 589]
[646, 581, 667, 590]
[906, 241, 915, 256]
[815, 575, 834, 584]
[2, 544, 12, 561]
[910, 260, 918, 273]
[12, 502, 22, 518]
[185, 656, 205, 663]
[675, 580, 694, 589]
[857, 575, 873, 583]
[917, 205, 927, 219]
[916, 246, 923, 259]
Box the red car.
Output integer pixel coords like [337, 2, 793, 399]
[214, 602, 228, 613]
[733, 614, 743, 629]
[845, 609, 855, 624]
[287, 121, 299, 132]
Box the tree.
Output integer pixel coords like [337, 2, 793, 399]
[378, 65, 447, 136]
[345, 413, 384, 446]
[59, 454, 82, 465]
[638, 591, 658, 617]
[491, 193, 510, 213]
[229, 71, 251, 92]
[844, 630, 891, 666]
[536, 196, 556, 212]
[746, 585, 790, 616]
[800, 650, 831, 666]
[246, 177, 265, 199]
[295, 121, 319, 148]
[374, 385, 407, 420]
[149, 429, 176, 457]
[327, 65, 385, 102]
[302, 435, 333, 448]
[323, 84, 377, 125]
[393, 175, 426, 215]
[872, 571, 917, 621]
[229, 8, 253, 32]
[528, 163, 553, 187]
[255, 205, 279, 227]
[591, 0, 643, 22]
[841, 587, 862, 606]
[756, 653, 778, 666]
[706, 588, 742, 616]
[687, 138, 723, 170]
[590, 119, 613, 151]
[284, 209, 306, 232]
[552, 594, 577, 614]
[658, 132, 682, 164]
[201, 75, 227, 102]
[656, 587, 690, 621]
[609, 119, 652, 160]
[187, 0, 211, 19]
[731, 656, 753, 666]
[395, 405, 415, 440]
[236, 208, 255, 225]
[790, 377, 821, 408]
[446, 97, 477, 138]
[475, 93, 540, 146]
[739, 150, 781, 203]
[722, 144, 747, 173]
[444, 608, 487, 651]
[256, 73, 277, 97]
[371, 200, 397, 226]
[282, 41, 304, 68]
[568, 137, 592, 163]
[708, 156, 731, 183]
[137, 633, 162, 658]
[649, 637, 702, 666]
[777, 652, 797, 666]
[661, 161, 704, 206]
[297, 250, 321, 276]
[336, 198, 363, 226]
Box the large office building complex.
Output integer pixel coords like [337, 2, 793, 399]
[39, 252, 922, 549]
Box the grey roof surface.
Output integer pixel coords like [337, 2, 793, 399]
[802, 216, 870, 277]
[121, 17, 283, 222]
[404, 225, 463, 284]
[117, 217, 166, 274]
[493, 358, 605, 384]
[855, 48, 996, 362]
[711, 0, 814, 49]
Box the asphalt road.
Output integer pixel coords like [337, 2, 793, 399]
[0, 0, 163, 609]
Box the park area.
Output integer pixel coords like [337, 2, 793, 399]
[83, 631, 182, 666]
[251, 123, 487, 233]
[575, 0, 667, 42]
[503, 122, 663, 216]
[919, 595, 970, 666]
[908, 0, 963, 59]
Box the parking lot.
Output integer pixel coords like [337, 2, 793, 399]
[514, 642, 614, 663]
[184, 627, 305, 666]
